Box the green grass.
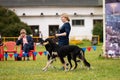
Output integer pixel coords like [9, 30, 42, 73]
[0, 42, 120, 80]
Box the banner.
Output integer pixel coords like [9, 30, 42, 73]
[105, 1, 120, 58]
[2, 46, 97, 58]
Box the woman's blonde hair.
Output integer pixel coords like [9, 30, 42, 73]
[61, 13, 70, 21]
[20, 29, 26, 34]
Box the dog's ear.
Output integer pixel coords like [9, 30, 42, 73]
[40, 39, 45, 45]
[46, 38, 55, 44]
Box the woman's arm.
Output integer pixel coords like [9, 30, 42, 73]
[55, 32, 66, 37]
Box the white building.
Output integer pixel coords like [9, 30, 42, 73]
[0, 0, 103, 40]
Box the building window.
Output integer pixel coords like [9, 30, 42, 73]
[93, 19, 103, 26]
[72, 19, 84, 26]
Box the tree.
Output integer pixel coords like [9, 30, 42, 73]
[0, 6, 32, 37]
[92, 22, 103, 42]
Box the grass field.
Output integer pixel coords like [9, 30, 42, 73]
[0, 41, 120, 80]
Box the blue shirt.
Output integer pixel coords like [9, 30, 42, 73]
[58, 22, 71, 46]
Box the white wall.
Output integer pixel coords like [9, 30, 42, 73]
[10, 7, 102, 16]
[9, 6, 103, 40]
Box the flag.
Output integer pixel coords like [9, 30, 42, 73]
[0, 54, 4, 58]
[14, 53, 18, 58]
[23, 52, 28, 57]
[33, 52, 37, 56]
[87, 47, 92, 51]
[44, 51, 48, 55]
[82, 48, 86, 52]
[39, 52, 43, 56]
[92, 46, 97, 51]
[4, 53, 8, 58]
[28, 52, 32, 57]
[19, 53, 23, 57]
[9, 54, 13, 58]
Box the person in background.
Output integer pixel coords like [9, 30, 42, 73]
[16, 29, 34, 60]
[39, 31, 43, 45]
[55, 13, 71, 46]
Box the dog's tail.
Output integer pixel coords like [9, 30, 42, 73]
[83, 58, 91, 68]
[79, 50, 91, 68]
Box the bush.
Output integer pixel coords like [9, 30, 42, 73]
[70, 40, 83, 45]
[92, 22, 103, 42]
[0, 6, 32, 37]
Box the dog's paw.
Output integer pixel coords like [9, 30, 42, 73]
[88, 66, 94, 70]
[52, 66, 56, 69]
[70, 67, 74, 71]
[42, 67, 47, 71]
[65, 68, 69, 72]
[87, 67, 90, 70]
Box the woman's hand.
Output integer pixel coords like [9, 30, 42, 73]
[55, 32, 66, 37]
[55, 34, 60, 37]
[18, 35, 22, 40]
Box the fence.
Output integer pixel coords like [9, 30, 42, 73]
[2, 37, 39, 43]
[1, 35, 100, 44]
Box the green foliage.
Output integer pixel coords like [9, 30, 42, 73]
[0, 6, 32, 37]
[92, 22, 103, 42]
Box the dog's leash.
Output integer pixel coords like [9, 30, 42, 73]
[48, 35, 56, 39]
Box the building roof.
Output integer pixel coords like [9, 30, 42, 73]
[0, 0, 102, 7]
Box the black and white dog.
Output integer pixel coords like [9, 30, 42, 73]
[42, 38, 91, 71]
